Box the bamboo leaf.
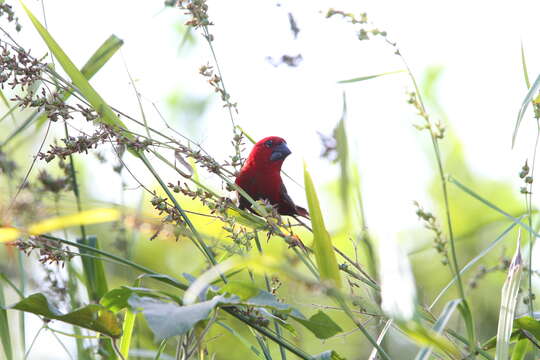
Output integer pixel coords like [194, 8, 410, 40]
[303, 163, 341, 287]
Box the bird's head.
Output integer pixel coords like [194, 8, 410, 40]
[246, 136, 291, 170]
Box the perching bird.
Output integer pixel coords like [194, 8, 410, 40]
[235, 136, 309, 218]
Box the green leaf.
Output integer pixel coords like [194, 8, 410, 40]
[313, 350, 347, 360]
[101, 287, 182, 313]
[290, 310, 342, 340]
[304, 163, 341, 287]
[8, 293, 122, 338]
[338, 70, 405, 84]
[20, 1, 128, 131]
[496, 238, 523, 360]
[0, 284, 12, 360]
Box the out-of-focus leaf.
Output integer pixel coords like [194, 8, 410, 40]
[415, 299, 462, 360]
[511, 338, 529, 360]
[401, 321, 460, 359]
[335, 93, 350, 215]
[290, 310, 342, 340]
[304, 163, 341, 287]
[338, 70, 405, 84]
[313, 350, 347, 360]
[218, 281, 261, 301]
[8, 293, 122, 338]
[448, 176, 537, 237]
[430, 220, 519, 308]
[496, 239, 523, 360]
[0, 284, 12, 360]
[0, 208, 121, 243]
[217, 321, 266, 360]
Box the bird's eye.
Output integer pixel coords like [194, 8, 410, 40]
[264, 140, 273, 148]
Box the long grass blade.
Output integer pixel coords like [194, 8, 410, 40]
[303, 163, 341, 287]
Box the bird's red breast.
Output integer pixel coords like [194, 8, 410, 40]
[235, 136, 309, 218]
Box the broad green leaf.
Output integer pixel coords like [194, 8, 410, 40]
[313, 350, 347, 360]
[20, 1, 128, 132]
[496, 238, 523, 360]
[101, 287, 182, 313]
[8, 293, 122, 338]
[338, 70, 405, 84]
[0, 284, 12, 360]
[415, 299, 462, 360]
[304, 163, 341, 287]
[290, 310, 342, 340]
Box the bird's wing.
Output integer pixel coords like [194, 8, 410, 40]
[280, 182, 309, 218]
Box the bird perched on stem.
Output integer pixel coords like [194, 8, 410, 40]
[235, 136, 309, 219]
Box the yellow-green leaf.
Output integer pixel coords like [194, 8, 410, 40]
[0, 208, 120, 243]
[304, 163, 341, 288]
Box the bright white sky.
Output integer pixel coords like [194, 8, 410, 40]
[6, 0, 540, 358]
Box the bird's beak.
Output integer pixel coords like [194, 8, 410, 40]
[270, 143, 292, 161]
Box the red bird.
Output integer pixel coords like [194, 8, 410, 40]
[235, 136, 309, 218]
